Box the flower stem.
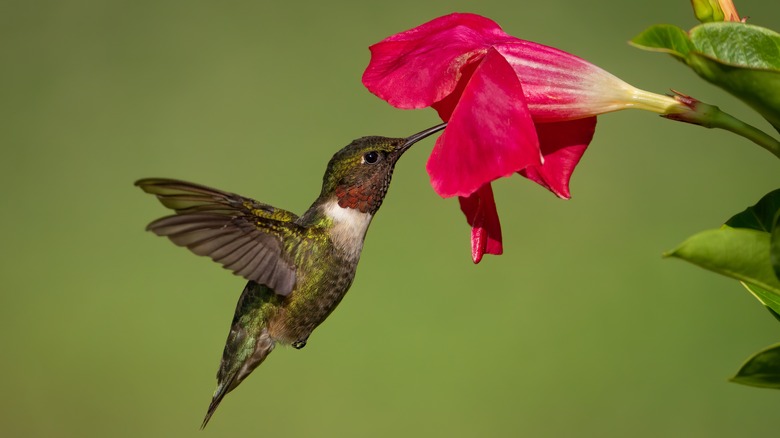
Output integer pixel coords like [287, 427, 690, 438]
[664, 92, 780, 160]
[708, 108, 780, 160]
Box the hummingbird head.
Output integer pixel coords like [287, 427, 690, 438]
[320, 124, 446, 215]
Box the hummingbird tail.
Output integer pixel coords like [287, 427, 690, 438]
[200, 281, 281, 429]
[200, 331, 275, 429]
[201, 380, 233, 430]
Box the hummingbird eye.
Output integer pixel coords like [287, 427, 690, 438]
[363, 151, 380, 164]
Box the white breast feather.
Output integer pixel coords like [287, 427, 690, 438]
[322, 200, 373, 259]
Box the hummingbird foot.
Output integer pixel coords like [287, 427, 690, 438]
[292, 340, 307, 349]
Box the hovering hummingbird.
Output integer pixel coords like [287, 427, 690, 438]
[136, 123, 446, 428]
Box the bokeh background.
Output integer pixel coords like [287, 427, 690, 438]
[3, 0, 779, 436]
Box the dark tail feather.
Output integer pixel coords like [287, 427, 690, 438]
[199, 327, 276, 429]
[200, 282, 278, 429]
[200, 377, 236, 429]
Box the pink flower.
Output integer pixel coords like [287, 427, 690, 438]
[363, 13, 689, 262]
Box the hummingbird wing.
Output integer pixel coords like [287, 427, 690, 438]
[136, 178, 302, 296]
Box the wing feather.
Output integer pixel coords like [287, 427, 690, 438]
[209, 235, 255, 261]
[231, 244, 264, 276]
[248, 248, 274, 283]
[190, 232, 244, 256]
[217, 240, 256, 268]
[136, 178, 302, 296]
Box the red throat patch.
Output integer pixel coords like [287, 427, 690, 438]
[335, 185, 377, 213]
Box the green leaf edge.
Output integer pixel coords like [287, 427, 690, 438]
[629, 24, 693, 59]
[772, 210, 780, 279]
[631, 22, 780, 72]
[730, 342, 780, 389]
[725, 189, 780, 280]
[663, 227, 780, 295]
[741, 282, 780, 321]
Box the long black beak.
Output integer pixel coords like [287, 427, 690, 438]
[398, 122, 447, 153]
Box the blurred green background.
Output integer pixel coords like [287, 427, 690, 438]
[3, 0, 779, 436]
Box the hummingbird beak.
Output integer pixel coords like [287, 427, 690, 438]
[398, 122, 448, 154]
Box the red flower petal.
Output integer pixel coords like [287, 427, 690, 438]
[496, 43, 635, 122]
[431, 61, 477, 122]
[426, 48, 541, 198]
[362, 13, 515, 109]
[519, 117, 597, 199]
[459, 184, 503, 263]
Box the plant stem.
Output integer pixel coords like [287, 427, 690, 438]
[664, 93, 780, 160]
[709, 109, 780, 160]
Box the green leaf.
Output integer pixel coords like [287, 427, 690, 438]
[665, 227, 780, 294]
[689, 23, 780, 131]
[687, 53, 780, 132]
[769, 307, 780, 323]
[773, 210, 780, 279]
[630, 24, 694, 60]
[731, 343, 780, 389]
[726, 189, 780, 231]
[725, 189, 780, 280]
[742, 282, 780, 322]
[633, 22, 780, 132]
[670, 192, 780, 309]
[689, 23, 780, 70]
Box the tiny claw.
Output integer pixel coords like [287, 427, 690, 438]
[292, 340, 307, 349]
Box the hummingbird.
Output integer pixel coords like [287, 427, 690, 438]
[136, 123, 446, 428]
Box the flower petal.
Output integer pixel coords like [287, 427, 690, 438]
[430, 61, 477, 122]
[459, 184, 503, 263]
[426, 48, 542, 198]
[495, 43, 635, 122]
[362, 13, 515, 109]
[519, 117, 597, 199]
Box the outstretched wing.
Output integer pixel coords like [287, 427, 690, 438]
[136, 178, 302, 296]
